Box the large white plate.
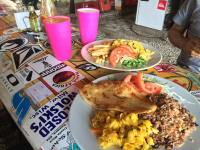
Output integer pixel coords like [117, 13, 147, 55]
[69, 72, 200, 150]
[81, 39, 162, 71]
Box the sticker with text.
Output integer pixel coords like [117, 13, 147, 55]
[28, 54, 66, 77]
[0, 69, 25, 96]
[0, 37, 28, 51]
[3, 27, 19, 35]
[190, 90, 200, 100]
[15, 67, 40, 84]
[11, 44, 45, 71]
[24, 81, 53, 104]
[22, 85, 79, 149]
[154, 63, 179, 73]
[43, 66, 84, 92]
[41, 122, 81, 150]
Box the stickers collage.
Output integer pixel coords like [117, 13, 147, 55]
[0, 32, 84, 109]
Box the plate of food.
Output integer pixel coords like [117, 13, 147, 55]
[81, 39, 162, 71]
[69, 72, 200, 150]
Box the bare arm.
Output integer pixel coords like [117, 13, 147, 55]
[168, 23, 200, 58]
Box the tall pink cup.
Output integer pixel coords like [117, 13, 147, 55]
[43, 16, 71, 61]
[77, 8, 100, 45]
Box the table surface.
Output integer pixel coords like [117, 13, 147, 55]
[0, 6, 200, 150]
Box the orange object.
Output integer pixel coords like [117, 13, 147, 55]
[98, 0, 111, 12]
[91, 127, 102, 135]
[82, 1, 100, 9]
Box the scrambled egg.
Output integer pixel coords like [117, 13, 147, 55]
[111, 39, 154, 61]
[92, 111, 159, 150]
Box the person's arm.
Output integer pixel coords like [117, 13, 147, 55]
[168, 23, 200, 58]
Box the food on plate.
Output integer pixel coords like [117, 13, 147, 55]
[88, 39, 154, 68]
[79, 81, 157, 114]
[138, 93, 198, 150]
[122, 73, 162, 95]
[92, 110, 159, 150]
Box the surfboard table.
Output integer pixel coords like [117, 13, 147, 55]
[0, 8, 200, 150]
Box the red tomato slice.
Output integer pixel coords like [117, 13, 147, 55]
[122, 74, 132, 83]
[144, 82, 162, 95]
[119, 45, 135, 53]
[136, 72, 162, 95]
[110, 47, 135, 66]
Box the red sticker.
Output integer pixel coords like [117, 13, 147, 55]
[154, 63, 179, 73]
[157, 0, 167, 10]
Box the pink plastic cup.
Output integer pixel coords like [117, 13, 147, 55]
[43, 16, 71, 61]
[77, 8, 100, 45]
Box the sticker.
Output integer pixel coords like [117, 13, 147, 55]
[22, 85, 79, 149]
[3, 27, 19, 35]
[0, 10, 10, 18]
[12, 91, 31, 126]
[75, 63, 99, 71]
[0, 52, 5, 60]
[0, 22, 16, 30]
[28, 54, 67, 77]
[185, 72, 200, 89]
[24, 82, 52, 104]
[0, 37, 29, 51]
[43, 66, 84, 92]
[190, 90, 200, 100]
[154, 63, 178, 73]
[0, 35, 11, 43]
[157, 0, 167, 10]
[11, 44, 45, 71]
[0, 69, 25, 96]
[0, 60, 12, 74]
[41, 122, 81, 150]
[43, 40, 51, 49]
[15, 67, 40, 84]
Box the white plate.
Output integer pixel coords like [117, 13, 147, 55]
[81, 39, 162, 71]
[69, 72, 200, 150]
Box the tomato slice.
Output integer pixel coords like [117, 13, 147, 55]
[129, 83, 142, 93]
[144, 82, 162, 95]
[136, 72, 162, 95]
[122, 74, 132, 83]
[110, 47, 135, 66]
[119, 45, 135, 53]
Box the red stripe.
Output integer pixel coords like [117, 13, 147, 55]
[38, 77, 59, 96]
[45, 51, 50, 54]
[83, 78, 91, 83]
[172, 72, 184, 77]
[25, 64, 29, 67]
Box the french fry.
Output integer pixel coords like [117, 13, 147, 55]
[91, 51, 110, 56]
[93, 45, 110, 48]
[96, 56, 100, 63]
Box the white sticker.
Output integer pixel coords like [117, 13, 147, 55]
[15, 67, 40, 84]
[190, 90, 200, 100]
[22, 85, 79, 149]
[28, 54, 66, 77]
[0, 60, 12, 74]
[24, 81, 53, 104]
[0, 69, 25, 96]
[11, 44, 45, 71]
[41, 122, 81, 150]
[0, 35, 11, 43]
[3, 27, 18, 34]
[43, 66, 84, 92]
[0, 37, 29, 51]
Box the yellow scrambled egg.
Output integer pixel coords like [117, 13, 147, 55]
[92, 111, 159, 150]
[111, 39, 154, 61]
